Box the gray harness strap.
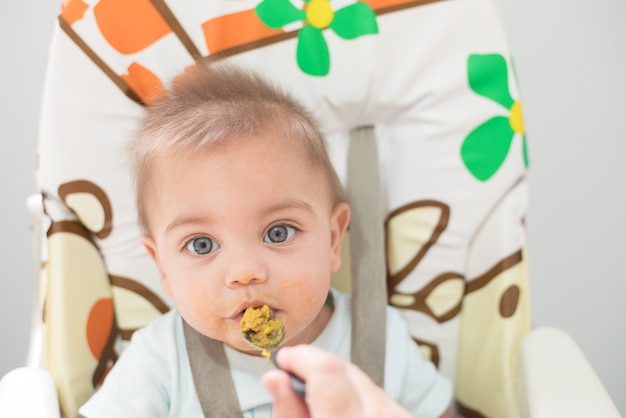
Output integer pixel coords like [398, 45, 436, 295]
[182, 320, 243, 418]
[347, 126, 388, 387]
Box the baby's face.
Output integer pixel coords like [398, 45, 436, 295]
[142, 133, 349, 353]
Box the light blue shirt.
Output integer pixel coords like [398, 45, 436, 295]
[80, 290, 451, 417]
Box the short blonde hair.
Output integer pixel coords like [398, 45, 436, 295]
[131, 63, 346, 233]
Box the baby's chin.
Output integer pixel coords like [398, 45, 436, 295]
[228, 339, 267, 356]
[207, 328, 269, 355]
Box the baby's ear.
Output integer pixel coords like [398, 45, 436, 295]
[141, 236, 172, 295]
[330, 202, 350, 273]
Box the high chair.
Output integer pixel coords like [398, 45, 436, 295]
[0, 0, 621, 417]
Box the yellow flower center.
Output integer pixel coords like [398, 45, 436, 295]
[509, 101, 525, 134]
[306, 0, 334, 29]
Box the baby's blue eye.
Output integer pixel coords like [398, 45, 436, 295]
[264, 225, 296, 243]
[185, 236, 218, 255]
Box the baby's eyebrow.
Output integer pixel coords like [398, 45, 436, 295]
[165, 215, 210, 233]
[163, 200, 313, 233]
[260, 199, 314, 216]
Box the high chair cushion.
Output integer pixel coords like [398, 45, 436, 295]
[39, 0, 530, 416]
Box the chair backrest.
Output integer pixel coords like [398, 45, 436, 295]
[36, 0, 531, 416]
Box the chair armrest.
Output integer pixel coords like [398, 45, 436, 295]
[0, 367, 60, 418]
[517, 327, 621, 417]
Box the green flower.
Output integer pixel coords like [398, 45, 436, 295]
[256, 0, 378, 76]
[461, 54, 529, 181]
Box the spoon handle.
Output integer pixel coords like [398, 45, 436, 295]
[270, 350, 306, 399]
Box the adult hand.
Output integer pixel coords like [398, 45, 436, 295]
[261, 345, 414, 418]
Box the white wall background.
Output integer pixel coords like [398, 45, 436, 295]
[0, 0, 60, 381]
[1, 1, 624, 415]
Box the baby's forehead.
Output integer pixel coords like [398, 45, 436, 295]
[147, 128, 335, 185]
[145, 137, 334, 196]
[160, 131, 318, 162]
[140, 132, 340, 227]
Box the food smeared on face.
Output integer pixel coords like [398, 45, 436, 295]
[240, 305, 285, 359]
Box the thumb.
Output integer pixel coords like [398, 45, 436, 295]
[262, 369, 311, 418]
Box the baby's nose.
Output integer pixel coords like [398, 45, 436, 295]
[227, 272, 267, 287]
[224, 249, 268, 287]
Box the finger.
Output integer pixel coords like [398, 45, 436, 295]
[344, 361, 378, 393]
[277, 345, 361, 399]
[278, 346, 363, 417]
[279, 346, 409, 418]
[276, 345, 344, 378]
[343, 362, 413, 418]
[262, 369, 310, 418]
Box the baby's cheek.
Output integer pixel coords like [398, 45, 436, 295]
[285, 280, 316, 303]
[290, 285, 329, 320]
[184, 310, 228, 340]
[175, 290, 222, 329]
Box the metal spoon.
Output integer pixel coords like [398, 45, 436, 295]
[240, 305, 306, 398]
[240, 304, 285, 357]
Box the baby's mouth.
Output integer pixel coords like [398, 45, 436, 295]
[235, 308, 281, 320]
[231, 302, 279, 321]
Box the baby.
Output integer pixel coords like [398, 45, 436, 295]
[79, 63, 452, 417]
